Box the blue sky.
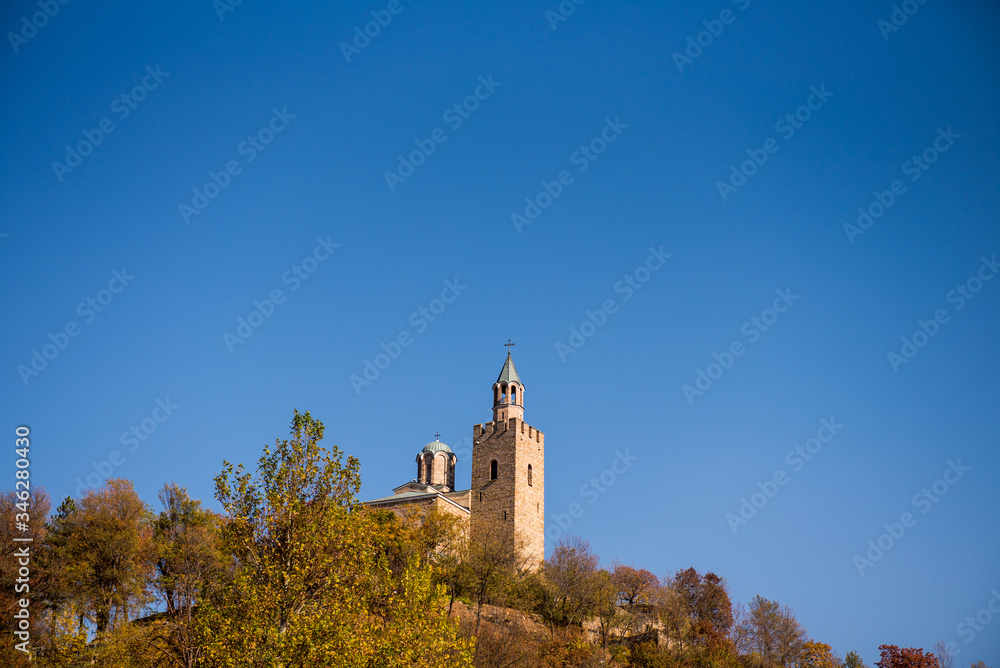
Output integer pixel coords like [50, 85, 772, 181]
[3, 0, 999, 662]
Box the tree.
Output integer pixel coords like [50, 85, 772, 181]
[198, 409, 472, 667]
[845, 650, 871, 668]
[662, 568, 734, 648]
[466, 516, 523, 633]
[933, 641, 954, 668]
[610, 563, 658, 607]
[63, 479, 154, 636]
[383, 506, 468, 616]
[799, 640, 841, 668]
[875, 645, 940, 668]
[730, 601, 751, 654]
[539, 535, 603, 628]
[33, 496, 89, 666]
[736, 595, 807, 667]
[592, 569, 621, 650]
[149, 483, 227, 668]
[0, 487, 51, 666]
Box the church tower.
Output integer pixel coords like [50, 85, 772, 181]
[471, 346, 545, 568]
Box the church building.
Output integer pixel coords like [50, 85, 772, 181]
[363, 348, 545, 567]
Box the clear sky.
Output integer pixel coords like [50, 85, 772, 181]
[2, 0, 998, 663]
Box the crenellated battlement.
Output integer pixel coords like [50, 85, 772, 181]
[474, 418, 544, 443]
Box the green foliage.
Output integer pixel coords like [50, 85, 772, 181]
[198, 409, 472, 667]
[845, 650, 871, 668]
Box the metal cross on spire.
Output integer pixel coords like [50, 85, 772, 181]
[434, 432, 441, 441]
[505, 339, 515, 351]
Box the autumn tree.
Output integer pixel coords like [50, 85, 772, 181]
[418, 509, 470, 617]
[875, 645, 940, 668]
[932, 641, 955, 668]
[799, 640, 841, 668]
[376, 506, 468, 615]
[659, 567, 735, 655]
[538, 535, 604, 629]
[62, 479, 154, 636]
[845, 650, 871, 668]
[0, 487, 51, 666]
[146, 483, 227, 667]
[466, 516, 524, 633]
[736, 594, 807, 667]
[592, 569, 622, 650]
[611, 563, 658, 608]
[198, 409, 472, 667]
[32, 496, 89, 666]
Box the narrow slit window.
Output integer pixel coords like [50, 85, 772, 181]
[527, 464, 533, 486]
[490, 460, 498, 480]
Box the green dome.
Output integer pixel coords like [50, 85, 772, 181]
[422, 440, 453, 454]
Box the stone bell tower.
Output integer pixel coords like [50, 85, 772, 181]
[471, 344, 545, 568]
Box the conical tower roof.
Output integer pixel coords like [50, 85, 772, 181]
[495, 351, 522, 385]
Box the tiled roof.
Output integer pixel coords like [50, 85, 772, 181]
[363, 489, 471, 514]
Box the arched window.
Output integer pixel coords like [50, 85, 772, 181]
[527, 464, 533, 486]
[425, 459, 432, 483]
[490, 460, 498, 480]
[511, 387, 517, 404]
